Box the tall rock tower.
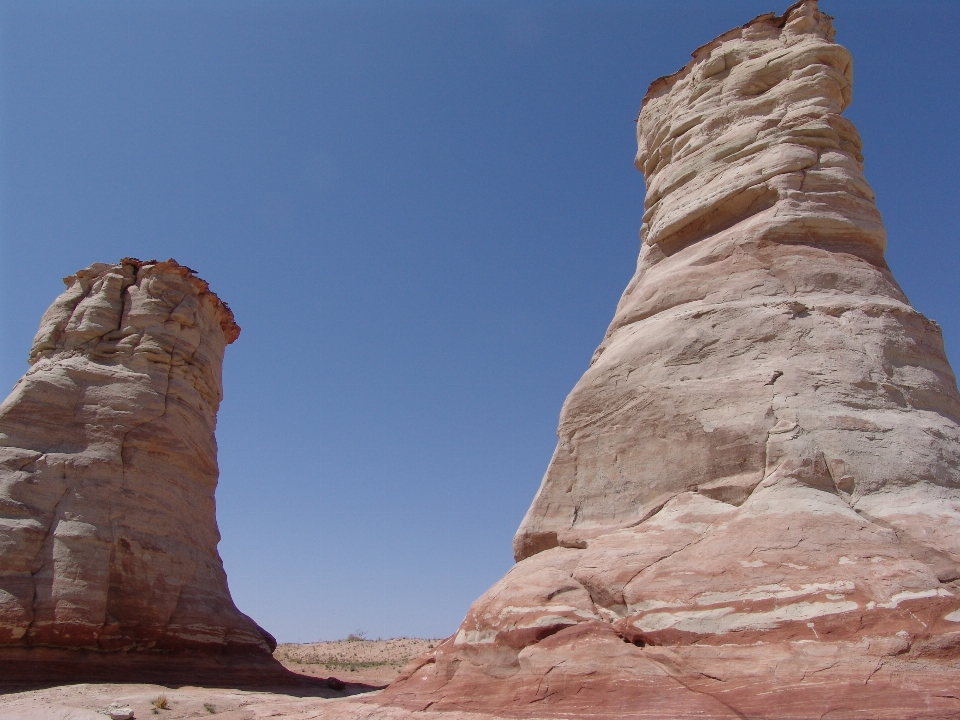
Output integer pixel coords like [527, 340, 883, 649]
[0, 259, 283, 682]
[378, 3, 960, 717]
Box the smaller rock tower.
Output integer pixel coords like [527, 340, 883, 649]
[0, 259, 281, 682]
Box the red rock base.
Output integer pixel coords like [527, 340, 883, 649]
[378, 623, 960, 720]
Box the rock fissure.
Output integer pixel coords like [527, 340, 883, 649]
[23, 474, 71, 645]
[645, 657, 751, 720]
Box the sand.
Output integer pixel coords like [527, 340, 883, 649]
[274, 636, 441, 687]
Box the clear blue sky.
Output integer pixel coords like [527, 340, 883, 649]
[1, 1, 957, 643]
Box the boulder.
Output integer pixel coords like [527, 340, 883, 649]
[0, 258, 290, 684]
[376, 2, 960, 717]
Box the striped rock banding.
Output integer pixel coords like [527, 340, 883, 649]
[369, 2, 960, 718]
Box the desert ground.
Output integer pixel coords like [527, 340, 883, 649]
[273, 636, 441, 687]
[0, 638, 442, 720]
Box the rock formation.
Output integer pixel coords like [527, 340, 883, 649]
[0, 259, 286, 683]
[374, 2, 960, 717]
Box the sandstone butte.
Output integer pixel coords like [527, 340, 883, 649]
[0, 258, 294, 685]
[340, 2, 960, 719]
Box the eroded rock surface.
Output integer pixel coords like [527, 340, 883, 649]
[375, 2, 960, 717]
[0, 259, 285, 682]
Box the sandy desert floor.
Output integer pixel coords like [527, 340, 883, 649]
[0, 638, 454, 720]
[273, 636, 441, 687]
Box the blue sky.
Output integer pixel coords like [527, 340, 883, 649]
[1, 1, 957, 642]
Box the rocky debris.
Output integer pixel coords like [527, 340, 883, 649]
[325, 677, 346, 691]
[0, 259, 290, 683]
[371, 2, 960, 718]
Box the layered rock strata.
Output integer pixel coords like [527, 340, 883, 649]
[377, 2, 960, 717]
[0, 259, 286, 683]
